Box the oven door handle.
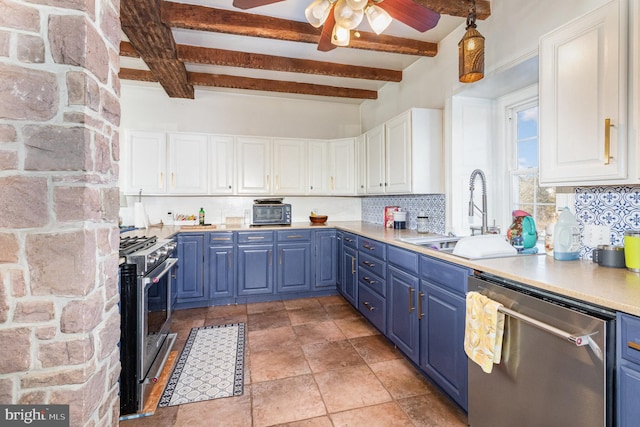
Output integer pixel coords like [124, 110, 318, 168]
[143, 258, 177, 287]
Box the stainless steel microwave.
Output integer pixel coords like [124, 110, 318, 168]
[252, 203, 291, 225]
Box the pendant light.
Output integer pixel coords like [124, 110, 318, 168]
[458, 0, 484, 83]
[305, 0, 333, 28]
[365, 4, 392, 35]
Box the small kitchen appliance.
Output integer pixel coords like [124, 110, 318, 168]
[252, 198, 292, 226]
[624, 230, 640, 272]
[393, 210, 407, 229]
[592, 245, 626, 268]
[119, 235, 177, 416]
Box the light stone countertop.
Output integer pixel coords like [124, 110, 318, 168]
[123, 221, 640, 317]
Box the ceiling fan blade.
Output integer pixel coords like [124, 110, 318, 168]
[232, 0, 285, 10]
[317, 4, 337, 52]
[378, 0, 440, 33]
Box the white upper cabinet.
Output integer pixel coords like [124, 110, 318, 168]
[329, 138, 356, 194]
[126, 131, 167, 195]
[273, 138, 308, 195]
[308, 140, 330, 194]
[209, 135, 235, 194]
[364, 124, 386, 194]
[364, 108, 443, 195]
[168, 133, 209, 194]
[236, 137, 272, 194]
[308, 138, 355, 195]
[355, 134, 367, 195]
[539, 0, 628, 185]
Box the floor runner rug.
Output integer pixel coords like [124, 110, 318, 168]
[159, 323, 245, 407]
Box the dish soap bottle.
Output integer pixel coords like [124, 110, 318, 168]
[416, 211, 429, 233]
[199, 207, 205, 226]
[553, 207, 580, 260]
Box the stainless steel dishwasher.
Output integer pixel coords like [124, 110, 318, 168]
[468, 274, 615, 427]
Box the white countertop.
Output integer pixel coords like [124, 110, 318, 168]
[123, 221, 640, 317]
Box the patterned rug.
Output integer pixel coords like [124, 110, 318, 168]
[159, 323, 245, 407]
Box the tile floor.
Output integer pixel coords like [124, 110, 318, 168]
[119, 295, 468, 427]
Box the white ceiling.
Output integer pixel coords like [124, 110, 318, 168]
[120, 0, 468, 103]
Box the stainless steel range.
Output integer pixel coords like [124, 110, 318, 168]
[119, 235, 177, 417]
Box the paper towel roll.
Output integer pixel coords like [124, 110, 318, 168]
[134, 202, 148, 228]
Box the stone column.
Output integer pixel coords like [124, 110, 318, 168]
[0, 0, 121, 426]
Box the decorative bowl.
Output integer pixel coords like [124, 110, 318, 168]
[309, 215, 328, 224]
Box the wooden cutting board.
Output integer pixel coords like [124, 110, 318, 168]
[179, 225, 218, 230]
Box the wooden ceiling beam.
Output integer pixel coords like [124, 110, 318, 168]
[162, 2, 438, 57]
[119, 67, 378, 100]
[120, 0, 193, 99]
[121, 41, 402, 81]
[413, 0, 491, 20]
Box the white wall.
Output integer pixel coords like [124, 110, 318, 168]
[121, 84, 362, 139]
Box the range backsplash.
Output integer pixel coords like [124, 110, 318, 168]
[575, 185, 640, 258]
[361, 195, 446, 234]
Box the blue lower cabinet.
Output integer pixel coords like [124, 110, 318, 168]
[206, 245, 235, 301]
[237, 244, 274, 296]
[358, 283, 386, 333]
[276, 243, 312, 293]
[176, 233, 207, 306]
[387, 265, 420, 364]
[617, 313, 640, 426]
[314, 230, 337, 289]
[341, 246, 358, 306]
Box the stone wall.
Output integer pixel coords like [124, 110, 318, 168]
[0, 0, 121, 425]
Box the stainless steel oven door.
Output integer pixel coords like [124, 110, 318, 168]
[138, 257, 177, 381]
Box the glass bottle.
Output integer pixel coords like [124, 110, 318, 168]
[199, 207, 205, 225]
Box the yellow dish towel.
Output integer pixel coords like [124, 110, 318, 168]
[464, 291, 506, 374]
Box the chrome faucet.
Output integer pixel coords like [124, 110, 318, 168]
[468, 169, 488, 235]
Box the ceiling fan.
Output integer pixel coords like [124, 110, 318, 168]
[232, 0, 441, 52]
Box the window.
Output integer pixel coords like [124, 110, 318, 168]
[509, 100, 556, 233]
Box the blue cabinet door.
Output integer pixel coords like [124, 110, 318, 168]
[206, 245, 234, 300]
[341, 246, 357, 306]
[176, 233, 206, 302]
[618, 364, 640, 426]
[420, 280, 468, 411]
[314, 230, 337, 289]
[387, 265, 420, 364]
[276, 243, 312, 293]
[237, 244, 274, 296]
[336, 232, 343, 289]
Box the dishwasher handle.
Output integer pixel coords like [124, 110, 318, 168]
[499, 305, 603, 361]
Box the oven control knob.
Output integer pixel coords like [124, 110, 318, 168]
[148, 254, 158, 265]
[156, 248, 168, 257]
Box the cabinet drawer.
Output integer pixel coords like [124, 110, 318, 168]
[238, 231, 274, 244]
[277, 229, 312, 242]
[358, 284, 386, 333]
[343, 232, 358, 248]
[388, 245, 419, 275]
[358, 267, 385, 297]
[619, 313, 640, 365]
[359, 252, 386, 278]
[209, 232, 235, 245]
[359, 238, 386, 260]
[420, 256, 471, 295]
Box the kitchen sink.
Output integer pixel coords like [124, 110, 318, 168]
[398, 234, 544, 260]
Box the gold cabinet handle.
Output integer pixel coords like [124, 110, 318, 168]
[171, 172, 175, 188]
[276, 175, 279, 190]
[363, 243, 375, 251]
[159, 172, 163, 188]
[228, 252, 232, 269]
[287, 235, 304, 239]
[408, 287, 415, 313]
[330, 176, 335, 190]
[363, 276, 376, 285]
[604, 118, 613, 165]
[363, 260, 375, 268]
[269, 249, 272, 265]
[248, 236, 265, 240]
[418, 291, 424, 320]
[351, 257, 355, 274]
[628, 341, 640, 352]
[213, 237, 231, 241]
[279, 249, 282, 265]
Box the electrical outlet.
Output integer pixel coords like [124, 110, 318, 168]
[583, 224, 611, 247]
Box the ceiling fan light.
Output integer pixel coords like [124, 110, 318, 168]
[334, 0, 364, 30]
[346, 0, 368, 11]
[365, 5, 392, 35]
[305, 0, 332, 28]
[331, 23, 351, 46]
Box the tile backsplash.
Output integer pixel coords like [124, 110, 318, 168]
[575, 186, 640, 258]
[361, 195, 446, 234]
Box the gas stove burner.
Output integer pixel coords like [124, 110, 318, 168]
[119, 236, 157, 257]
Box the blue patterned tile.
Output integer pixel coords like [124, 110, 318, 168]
[361, 194, 446, 234]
